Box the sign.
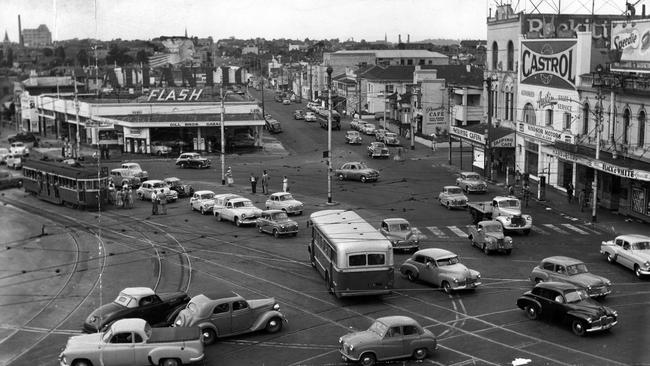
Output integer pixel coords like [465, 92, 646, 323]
[473, 148, 485, 169]
[611, 20, 650, 63]
[521, 40, 577, 90]
[450, 126, 486, 145]
[517, 122, 572, 144]
[85, 120, 114, 128]
[169, 121, 222, 127]
[631, 187, 646, 214]
[552, 147, 576, 161]
[426, 106, 445, 124]
[146, 88, 203, 102]
[493, 133, 515, 148]
[600, 162, 635, 179]
[521, 14, 615, 48]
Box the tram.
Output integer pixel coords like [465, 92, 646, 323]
[22, 159, 109, 209]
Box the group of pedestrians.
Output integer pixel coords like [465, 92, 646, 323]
[566, 182, 588, 212]
[227, 167, 289, 195]
[108, 179, 134, 209]
[150, 190, 168, 215]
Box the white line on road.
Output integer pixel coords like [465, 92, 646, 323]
[561, 223, 589, 235]
[542, 224, 569, 234]
[530, 226, 550, 235]
[427, 226, 448, 237]
[448, 226, 468, 238]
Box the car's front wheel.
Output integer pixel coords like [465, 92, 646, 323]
[265, 317, 283, 333]
[201, 328, 217, 345]
[571, 319, 587, 336]
[413, 347, 428, 360]
[360, 176, 367, 183]
[273, 229, 279, 238]
[606, 253, 616, 263]
[442, 281, 452, 294]
[525, 305, 539, 320]
[406, 271, 417, 282]
[635, 264, 644, 279]
[200, 207, 206, 215]
[359, 352, 376, 366]
[235, 217, 242, 227]
[337, 174, 345, 181]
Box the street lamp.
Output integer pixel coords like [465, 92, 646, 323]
[327, 66, 333, 204]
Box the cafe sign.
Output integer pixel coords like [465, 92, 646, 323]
[451, 125, 486, 145]
[147, 88, 203, 102]
[493, 133, 515, 148]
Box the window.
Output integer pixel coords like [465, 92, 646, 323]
[213, 303, 229, 314]
[491, 41, 498, 70]
[349, 254, 366, 266]
[542, 262, 554, 271]
[407, 59, 413, 65]
[367, 253, 385, 265]
[232, 300, 248, 311]
[110, 332, 132, 344]
[545, 109, 553, 126]
[582, 103, 590, 136]
[563, 112, 571, 130]
[639, 110, 646, 147]
[507, 41, 514, 71]
[623, 108, 630, 145]
[386, 327, 402, 337]
[403, 325, 420, 336]
[133, 333, 143, 343]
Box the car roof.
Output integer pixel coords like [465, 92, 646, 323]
[376, 316, 419, 327]
[479, 220, 502, 227]
[195, 190, 215, 195]
[142, 180, 164, 184]
[270, 192, 290, 197]
[121, 287, 155, 297]
[190, 292, 239, 305]
[535, 281, 580, 291]
[541, 256, 583, 265]
[615, 234, 650, 242]
[164, 177, 180, 181]
[262, 209, 285, 214]
[443, 185, 461, 190]
[230, 197, 250, 203]
[383, 218, 409, 225]
[460, 171, 479, 175]
[215, 193, 241, 199]
[112, 318, 146, 333]
[413, 248, 456, 259]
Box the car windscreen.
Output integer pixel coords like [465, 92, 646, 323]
[437, 256, 459, 266]
[280, 194, 294, 201]
[465, 174, 480, 180]
[503, 199, 520, 208]
[447, 187, 463, 194]
[368, 321, 388, 337]
[200, 193, 214, 199]
[234, 201, 254, 208]
[564, 289, 589, 303]
[483, 224, 502, 232]
[272, 212, 289, 221]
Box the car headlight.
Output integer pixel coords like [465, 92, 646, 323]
[605, 280, 611, 286]
[241, 213, 247, 219]
[339, 337, 343, 344]
[644, 261, 650, 268]
[89, 315, 98, 323]
[504, 217, 511, 223]
[477, 273, 481, 279]
[453, 278, 459, 283]
[175, 318, 183, 326]
[612, 310, 618, 317]
[273, 303, 280, 311]
[587, 285, 592, 290]
[586, 317, 593, 322]
[349, 344, 354, 351]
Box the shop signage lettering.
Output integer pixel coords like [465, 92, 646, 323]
[522, 48, 575, 83]
[522, 15, 611, 44]
[601, 162, 635, 178]
[552, 147, 576, 161]
[613, 30, 639, 50]
[426, 107, 445, 123]
[521, 40, 577, 90]
[451, 126, 485, 144]
[147, 88, 203, 102]
[169, 121, 222, 127]
[493, 135, 515, 148]
[521, 90, 536, 97]
[519, 122, 564, 143]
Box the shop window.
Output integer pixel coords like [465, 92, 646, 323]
[507, 41, 514, 71]
[582, 103, 590, 136]
[639, 110, 646, 147]
[491, 41, 498, 70]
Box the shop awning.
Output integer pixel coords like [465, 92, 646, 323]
[450, 123, 515, 148]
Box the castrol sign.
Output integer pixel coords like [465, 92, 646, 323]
[521, 40, 577, 90]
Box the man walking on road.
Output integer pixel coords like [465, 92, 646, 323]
[250, 173, 258, 194]
[566, 183, 574, 203]
[578, 188, 586, 212]
[151, 190, 158, 215]
[522, 183, 530, 208]
[261, 170, 269, 194]
[159, 190, 167, 215]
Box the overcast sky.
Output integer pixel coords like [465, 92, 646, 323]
[0, 0, 639, 43]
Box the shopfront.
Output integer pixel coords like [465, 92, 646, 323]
[449, 124, 515, 177]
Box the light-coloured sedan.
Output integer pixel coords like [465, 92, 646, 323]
[256, 210, 299, 237]
[190, 190, 216, 215]
[438, 186, 468, 209]
[456, 171, 488, 193]
[601, 234, 650, 278]
[136, 180, 178, 202]
[468, 220, 513, 255]
[361, 123, 377, 136]
[265, 192, 303, 215]
[345, 130, 363, 144]
[379, 218, 420, 251]
[529, 256, 611, 297]
[399, 248, 481, 293]
[382, 132, 401, 146]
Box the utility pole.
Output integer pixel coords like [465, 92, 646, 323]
[327, 66, 333, 204]
[220, 84, 225, 185]
[356, 64, 362, 115]
[309, 64, 313, 101]
[73, 70, 81, 159]
[410, 87, 415, 150]
[593, 88, 604, 222]
[485, 76, 494, 181]
[383, 84, 387, 130]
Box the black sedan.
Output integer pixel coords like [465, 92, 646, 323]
[8, 132, 38, 144]
[175, 152, 211, 169]
[164, 176, 194, 197]
[516, 282, 618, 336]
[83, 287, 190, 332]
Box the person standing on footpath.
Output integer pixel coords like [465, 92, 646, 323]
[159, 190, 168, 215]
[566, 182, 574, 203]
[282, 176, 289, 192]
[226, 167, 234, 187]
[151, 190, 158, 215]
[250, 173, 258, 194]
[430, 132, 437, 151]
[578, 188, 586, 212]
[261, 170, 269, 194]
[116, 188, 124, 208]
[522, 182, 531, 208]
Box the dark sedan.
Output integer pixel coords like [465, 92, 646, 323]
[83, 287, 190, 333]
[8, 132, 38, 144]
[164, 176, 195, 197]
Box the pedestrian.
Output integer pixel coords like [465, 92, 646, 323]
[523, 172, 529, 185]
[151, 190, 158, 215]
[125, 186, 133, 209]
[566, 182, 574, 204]
[116, 188, 124, 208]
[108, 179, 116, 205]
[430, 132, 437, 151]
[159, 190, 168, 215]
[226, 167, 234, 187]
[515, 170, 521, 187]
[578, 188, 586, 212]
[507, 184, 515, 196]
[250, 173, 258, 194]
[282, 176, 289, 192]
[522, 183, 531, 208]
[261, 170, 269, 194]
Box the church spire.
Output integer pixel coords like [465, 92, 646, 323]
[3, 30, 9, 43]
[184, 27, 188, 38]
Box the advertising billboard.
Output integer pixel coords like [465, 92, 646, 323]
[520, 40, 577, 90]
[611, 20, 650, 63]
[521, 14, 619, 48]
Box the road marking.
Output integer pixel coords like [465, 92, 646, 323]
[448, 226, 468, 238]
[576, 224, 603, 235]
[427, 226, 448, 237]
[411, 227, 428, 240]
[543, 224, 569, 234]
[561, 223, 589, 235]
[530, 226, 550, 235]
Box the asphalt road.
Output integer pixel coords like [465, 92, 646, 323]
[0, 89, 649, 365]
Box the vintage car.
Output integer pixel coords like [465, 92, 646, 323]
[4, 153, 22, 170]
[345, 130, 363, 144]
[438, 185, 468, 209]
[601, 234, 650, 278]
[110, 169, 141, 188]
[190, 190, 217, 215]
[174, 292, 285, 345]
[350, 119, 364, 131]
[304, 111, 317, 122]
[468, 220, 513, 255]
[399, 248, 481, 293]
[175, 152, 211, 169]
[293, 109, 305, 120]
[274, 95, 283, 103]
[164, 177, 194, 197]
[136, 180, 179, 202]
[334, 162, 380, 183]
[529, 256, 611, 297]
[374, 128, 388, 141]
[282, 98, 291, 105]
[0, 147, 10, 163]
[339, 316, 437, 365]
[214, 197, 263, 226]
[367, 142, 390, 159]
[265, 118, 282, 134]
[361, 123, 377, 136]
[516, 282, 618, 336]
[83, 287, 190, 333]
[8, 131, 38, 144]
[211, 193, 243, 216]
[120, 162, 148, 181]
[150, 141, 173, 156]
[265, 192, 303, 215]
[379, 218, 420, 252]
[0, 171, 22, 189]
[62, 319, 204, 366]
[456, 171, 488, 193]
[382, 132, 401, 146]
[257, 210, 299, 237]
[467, 196, 533, 235]
[9, 142, 29, 156]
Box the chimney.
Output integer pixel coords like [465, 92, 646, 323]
[643, 4, 646, 17]
[407, 34, 410, 43]
[18, 15, 23, 46]
[398, 34, 401, 43]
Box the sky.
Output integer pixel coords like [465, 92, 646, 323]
[0, 0, 640, 43]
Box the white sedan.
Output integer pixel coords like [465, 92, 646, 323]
[265, 192, 304, 215]
[136, 180, 178, 202]
[190, 190, 216, 215]
[9, 142, 29, 156]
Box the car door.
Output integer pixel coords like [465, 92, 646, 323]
[376, 326, 407, 360]
[548, 263, 567, 282]
[401, 325, 422, 357]
[420, 257, 437, 284]
[259, 213, 270, 233]
[230, 300, 254, 334]
[617, 241, 634, 269]
[540, 288, 564, 321]
[102, 332, 136, 365]
[209, 302, 232, 336]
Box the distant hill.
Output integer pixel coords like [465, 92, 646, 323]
[419, 39, 460, 46]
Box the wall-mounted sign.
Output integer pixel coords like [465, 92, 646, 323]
[146, 88, 203, 102]
[521, 14, 616, 48]
[493, 133, 515, 148]
[450, 125, 486, 145]
[521, 40, 577, 90]
[611, 20, 650, 63]
[426, 106, 445, 124]
[517, 122, 573, 143]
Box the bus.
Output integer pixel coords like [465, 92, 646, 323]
[22, 159, 109, 209]
[308, 209, 394, 297]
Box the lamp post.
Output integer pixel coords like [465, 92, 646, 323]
[327, 66, 333, 204]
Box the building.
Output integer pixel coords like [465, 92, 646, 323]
[22, 24, 51, 47]
[323, 49, 449, 77]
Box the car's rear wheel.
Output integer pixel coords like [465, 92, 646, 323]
[180, 163, 186, 169]
[359, 352, 376, 366]
[525, 305, 539, 320]
[273, 229, 279, 238]
[216, 214, 222, 222]
[201, 328, 217, 345]
[571, 319, 587, 336]
[406, 271, 417, 282]
[337, 174, 345, 181]
[265, 317, 283, 333]
[523, 229, 531, 235]
[72, 360, 92, 366]
[159, 359, 180, 366]
[360, 176, 367, 183]
[413, 347, 428, 360]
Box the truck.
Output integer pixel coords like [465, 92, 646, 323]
[59, 318, 204, 366]
[467, 196, 532, 235]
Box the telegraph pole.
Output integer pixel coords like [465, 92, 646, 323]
[73, 70, 81, 159]
[592, 89, 605, 222]
[485, 77, 494, 181]
[327, 66, 333, 204]
[220, 84, 226, 185]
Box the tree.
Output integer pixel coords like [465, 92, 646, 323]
[54, 46, 66, 60]
[42, 48, 53, 57]
[136, 49, 148, 64]
[76, 48, 89, 66]
[6, 48, 13, 66]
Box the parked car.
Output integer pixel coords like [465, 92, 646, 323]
[456, 171, 488, 193]
[214, 197, 263, 226]
[83, 287, 190, 333]
[120, 162, 148, 181]
[274, 95, 283, 103]
[190, 190, 217, 215]
[9, 142, 29, 156]
[150, 141, 173, 156]
[0, 147, 10, 164]
[110, 169, 141, 188]
[468, 220, 513, 255]
[265, 192, 303, 215]
[350, 119, 364, 131]
[265, 118, 282, 133]
[0, 171, 22, 189]
[367, 142, 390, 159]
[211, 193, 243, 216]
[282, 99, 291, 105]
[379, 218, 420, 251]
[529, 256, 611, 297]
[334, 162, 380, 183]
[399, 248, 481, 293]
[62, 319, 204, 366]
[293, 110, 305, 120]
[438, 185, 468, 209]
[383, 132, 401, 146]
[4, 153, 22, 170]
[257, 210, 299, 237]
[176, 152, 211, 169]
[361, 123, 377, 136]
[304, 111, 317, 122]
[173, 292, 285, 345]
[164, 176, 194, 197]
[345, 130, 363, 144]
[8, 132, 38, 144]
[136, 179, 179, 202]
[516, 282, 618, 336]
[339, 316, 437, 365]
[601, 234, 650, 278]
[374, 128, 388, 141]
